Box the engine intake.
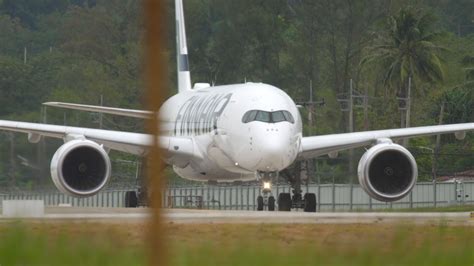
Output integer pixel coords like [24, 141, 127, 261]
[51, 140, 111, 197]
[358, 142, 417, 202]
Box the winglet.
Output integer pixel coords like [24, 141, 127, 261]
[176, 0, 192, 93]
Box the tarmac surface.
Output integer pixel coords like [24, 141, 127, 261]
[1, 207, 473, 225]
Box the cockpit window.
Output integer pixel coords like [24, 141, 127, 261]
[271, 111, 285, 123]
[242, 110, 295, 124]
[255, 111, 271, 122]
[242, 110, 258, 123]
[282, 110, 295, 123]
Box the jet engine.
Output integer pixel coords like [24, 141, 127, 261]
[51, 139, 111, 197]
[358, 142, 417, 202]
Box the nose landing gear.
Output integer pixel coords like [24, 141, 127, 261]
[256, 172, 276, 211]
[256, 166, 317, 212]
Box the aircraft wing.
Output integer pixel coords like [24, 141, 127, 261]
[299, 123, 474, 159]
[0, 120, 152, 155]
[43, 102, 153, 119]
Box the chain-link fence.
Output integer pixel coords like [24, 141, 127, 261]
[0, 189, 134, 208]
[1, 181, 472, 210]
[164, 181, 473, 211]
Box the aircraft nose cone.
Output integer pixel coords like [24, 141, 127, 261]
[255, 134, 290, 171]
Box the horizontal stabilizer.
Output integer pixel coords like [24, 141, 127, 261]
[43, 102, 153, 119]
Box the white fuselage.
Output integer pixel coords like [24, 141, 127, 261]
[159, 83, 302, 182]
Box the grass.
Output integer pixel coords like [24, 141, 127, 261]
[358, 204, 474, 213]
[0, 221, 146, 266]
[167, 223, 474, 266]
[0, 221, 472, 265]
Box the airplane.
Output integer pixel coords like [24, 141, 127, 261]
[0, 0, 473, 211]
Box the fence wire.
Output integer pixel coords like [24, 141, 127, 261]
[0, 181, 472, 210]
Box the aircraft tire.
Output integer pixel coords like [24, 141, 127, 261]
[125, 191, 138, 208]
[278, 193, 292, 211]
[257, 195, 264, 211]
[303, 193, 316, 212]
[268, 196, 275, 211]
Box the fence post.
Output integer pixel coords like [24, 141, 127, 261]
[194, 186, 198, 206]
[253, 186, 256, 210]
[229, 187, 233, 210]
[433, 180, 437, 207]
[218, 186, 222, 210]
[240, 186, 244, 210]
[332, 182, 336, 212]
[317, 175, 321, 212]
[349, 178, 353, 211]
[454, 181, 457, 204]
[409, 190, 413, 209]
[246, 185, 250, 210]
[223, 187, 227, 210]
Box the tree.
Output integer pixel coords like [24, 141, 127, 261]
[361, 6, 446, 137]
[441, 55, 474, 124]
[362, 7, 445, 96]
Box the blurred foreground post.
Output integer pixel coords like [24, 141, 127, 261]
[144, 0, 167, 265]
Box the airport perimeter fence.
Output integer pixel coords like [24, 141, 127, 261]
[164, 181, 474, 211]
[0, 181, 472, 211]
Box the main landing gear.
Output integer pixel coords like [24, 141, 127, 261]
[257, 165, 317, 212]
[124, 187, 149, 208]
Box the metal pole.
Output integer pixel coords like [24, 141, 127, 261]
[363, 85, 369, 130]
[403, 77, 411, 147]
[223, 187, 227, 210]
[332, 175, 336, 212]
[349, 79, 354, 133]
[240, 186, 243, 210]
[317, 173, 321, 211]
[99, 95, 104, 129]
[349, 79, 354, 210]
[409, 190, 413, 209]
[308, 80, 314, 184]
[406, 77, 411, 129]
[246, 185, 250, 210]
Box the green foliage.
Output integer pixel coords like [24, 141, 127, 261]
[169, 224, 473, 266]
[0, 0, 472, 187]
[0, 223, 144, 265]
[362, 6, 445, 95]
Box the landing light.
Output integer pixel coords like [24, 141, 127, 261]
[263, 182, 271, 190]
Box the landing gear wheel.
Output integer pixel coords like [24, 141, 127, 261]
[125, 191, 138, 208]
[257, 196, 264, 211]
[268, 196, 275, 211]
[304, 193, 316, 212]
[278, 193, 292, 211]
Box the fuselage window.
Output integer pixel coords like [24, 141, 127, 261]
[242, 110, 295, 124]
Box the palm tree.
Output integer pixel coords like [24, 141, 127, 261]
[362, 7, 445, 135]
[442, 56, 474, 124]
[363, 7, 445, 94]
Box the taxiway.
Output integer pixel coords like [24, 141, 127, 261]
[0, 207, 472, 225]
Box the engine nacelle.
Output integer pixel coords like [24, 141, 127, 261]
[358, 142, 417, 202]
[51, 139, 111, 197]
